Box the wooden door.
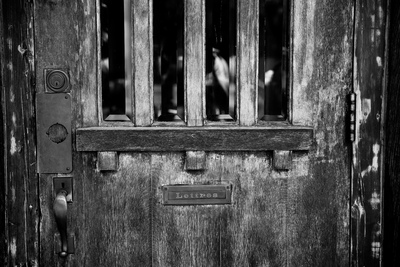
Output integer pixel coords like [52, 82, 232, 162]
[32, 0, 386, 266]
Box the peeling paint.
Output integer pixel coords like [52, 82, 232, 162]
[17, 44, 27, 55]
[376, 56, 382, 67]
[10, 237, 17, 259]
[10, 131, 17, 155]
[372, 144, 380, 171]
[6, 37, 12, 50]
[12, 113, 17, 125]
[362, 98, 371, 122]
[369, 192, 380, 210]
[10, 86, 15, 102]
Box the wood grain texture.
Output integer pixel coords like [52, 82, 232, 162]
[133, 0, 153, 126]
[352, 0, 387, 265]
[383, 0, 400, 265]
[237, 0, 258, 126]
[152, 152, 288, 267]
[185, 0, 205, 126]
[289, 0, 353, 265]
[97, 151, 118, 171]
[1, 0, 38, 266]
[185, 151, 207, 170]
[273, 150, 292, 170]
[0, 2, 5, 264]
[40, 153, 152, 267]
[76, 126, 314, 152]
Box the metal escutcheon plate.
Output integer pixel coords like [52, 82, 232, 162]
[37, 93, 72, 173]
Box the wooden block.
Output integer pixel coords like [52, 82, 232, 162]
[273, 150, 292, 171]
[185, 151, 207, 171]
[97, 152, 118, 171]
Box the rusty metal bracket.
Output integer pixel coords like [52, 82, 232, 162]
[36, 93, 72, 173]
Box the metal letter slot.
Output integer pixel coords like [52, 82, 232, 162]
[161, 184, 232, 206]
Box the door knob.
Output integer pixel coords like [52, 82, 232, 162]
[53, 189, 68, 257]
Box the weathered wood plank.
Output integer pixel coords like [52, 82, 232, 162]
[273, 150, 292, 170]
[152, 153, 221, 266]
[133, 0, 153, 126]
[289, 0, 353, 265]
[97, 151, 118, 171]
[76, 126, 314, 152]
[214, 152, 288, 266]
[1, 0, 38, 265]
[40, 153, 153, 266]
[185, 151, 207, 170]
[185, 0, 205, 126]
[383, 0, 400, 265]
[35, 0, 98, 128]
[238, 0, 258, 126]
[352, 0, 387, 265]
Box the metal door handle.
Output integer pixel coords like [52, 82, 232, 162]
[53, 189, 68, 257]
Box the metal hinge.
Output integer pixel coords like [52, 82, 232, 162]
[349, 93, 356, 142]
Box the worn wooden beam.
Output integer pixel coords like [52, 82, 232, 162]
[185, 151, 207, 171]
[352, 0, 388, 265]
[97, 152, 119, 171]
[185, 0, 205, 126]
[1, 0, 38, 265]
[383, 0, 400, 266]
[273, 150, 292, 170]
[133, 0, 153, 126]
[237, 0, 258, 126]
[76, 126, 313, 152]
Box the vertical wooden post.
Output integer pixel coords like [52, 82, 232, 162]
[185, 0, 205, 126]
[1, 0, 38, 265]
[352, 0, 387, 265]
[133, 0, 153, 126]
[237, 0, 258, 126]
[383, 0, 400, 265]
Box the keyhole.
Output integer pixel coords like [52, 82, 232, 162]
[61, 182, 65, 188]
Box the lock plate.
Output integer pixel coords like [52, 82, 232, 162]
[37, 93, 72, 173]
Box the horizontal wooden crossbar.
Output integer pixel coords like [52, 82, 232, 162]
[76, 126, 314, 152]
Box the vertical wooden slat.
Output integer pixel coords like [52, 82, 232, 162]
[133, 0, 153, 126]
[383, 0, 400, 265]
[185, 0, 205, 126]
[1, 0, 38, 265]
[352, 0, 387, 265]
[289, 0, 353, 265]
[237, 0, 258, 126]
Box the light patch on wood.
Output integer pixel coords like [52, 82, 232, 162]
[376, 56, 382, 67]
[10, 85, 14, 102]
[7, 37, 12, 50]
[292, 1, 316, 126]
[12, 113, 16, 125]
[17, 44, 27, 55]
[372, 144, 380, 172]
[369, 191, 380, 210]
[7, 62, 13, 71]
[362, 98, 371, 122]
[10, 130, 17, 155]
[10, 237, 17, 259]
[11, 186, 16, 203]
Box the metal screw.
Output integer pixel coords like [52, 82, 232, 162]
[66, 167, 70, 171]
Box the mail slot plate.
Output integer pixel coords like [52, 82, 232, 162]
[162, 184, 232, 205]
